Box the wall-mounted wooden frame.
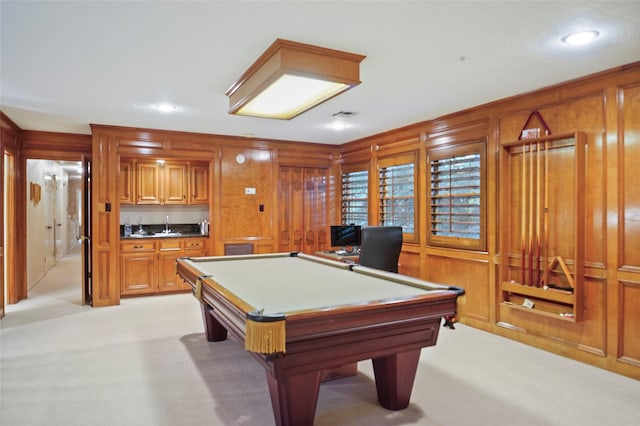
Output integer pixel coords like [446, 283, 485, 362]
[498, 131, 586, 321]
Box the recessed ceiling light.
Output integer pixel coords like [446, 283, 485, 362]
[561, 30, 599, 46]
[154, 103, 177, 113]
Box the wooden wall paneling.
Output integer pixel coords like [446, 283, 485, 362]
[219, 146, 273, 244]
[620, 83, 640, 269]
[91, 132, 120, 306]
[426, 255, 490, 324]
[20, 131, 92, 157]
[618, 278, 640, 370]
[1, 118, 21, 307]
[398, 250, 420, 277]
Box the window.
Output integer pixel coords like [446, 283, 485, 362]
[341, 164, 368, 226]
[428, 141, 486, 250]
[378, 153, 416, 236]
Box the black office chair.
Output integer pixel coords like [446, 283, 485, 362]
[358, 226, 403, 273]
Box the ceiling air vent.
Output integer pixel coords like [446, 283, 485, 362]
[332, 111, 357, 118]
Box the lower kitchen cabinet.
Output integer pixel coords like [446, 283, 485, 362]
[158, 239, 183, 292]
[120, 240, 157, 295]
[120, 237, 206, 296]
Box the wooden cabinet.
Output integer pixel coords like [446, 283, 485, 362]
[189, 164, 209, 204]
[163, 162, 188, 204]
[120, 240, 157, 295]
[137, 161, 162, 204]
[124, 159, 207, 205]
[120, 237, 207, 295]
[118, 158, 135, 204]
[158, 239, 183, 292]
[183, 238, 206, 256]
[499, 132, 586, 321]
[137, 161, 186, 205]
[278, 166, 330, 253]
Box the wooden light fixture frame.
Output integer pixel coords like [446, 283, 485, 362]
[225, 39, 365, 120]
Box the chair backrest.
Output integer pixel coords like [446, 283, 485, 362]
[358, 226, 403, 273]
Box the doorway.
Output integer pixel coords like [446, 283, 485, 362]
[24, 159, 83, 302]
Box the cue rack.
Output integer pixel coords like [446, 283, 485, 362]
[499, 128, 586, 322]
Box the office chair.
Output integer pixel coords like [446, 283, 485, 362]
[358, 226, 403, 273]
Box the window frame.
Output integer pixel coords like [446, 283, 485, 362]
[340, 162, 369, 226]
[427, 140, 486, 251]
[377, 151, 418, 242]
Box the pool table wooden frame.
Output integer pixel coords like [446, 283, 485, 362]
[176, 252, 463, 426]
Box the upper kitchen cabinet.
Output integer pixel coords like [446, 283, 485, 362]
[189, 163, 209, 205]
[119, 158, 135, 204]
[137, 160, 164, 204]
[120, 159, 209, 205]
[162, 162, 189, 204]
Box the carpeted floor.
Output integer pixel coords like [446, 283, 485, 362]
[1, 251, 638, 426]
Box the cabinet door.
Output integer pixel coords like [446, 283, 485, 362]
[278, 166, 305, 252]
[163, 162, 188, 204]
[137, 162, 161, 204]
[119, 159, 134, 204]
[303, 167, 330, 253]
[278, 166, 329, 253]
[158, 251, 183, 292]
[189, 163, 209, 205]
[120, 253, 156, 295]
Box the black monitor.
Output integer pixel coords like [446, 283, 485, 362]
[330, 225, 361, 247]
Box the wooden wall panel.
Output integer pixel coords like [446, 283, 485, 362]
[219, 146, 273, 240]
[426, 255, 490, 323]
[619, 280, 640, 366]
[498, 94, 607, 266]
[621, 84, 640, 268]
[91, 132, 119, 307]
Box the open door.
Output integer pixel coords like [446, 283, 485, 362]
[81, 156, 92, 306]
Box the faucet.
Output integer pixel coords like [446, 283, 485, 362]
[165, 215, 171, 233]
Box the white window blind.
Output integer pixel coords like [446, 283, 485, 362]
[379, 162, 415, 233]
[341, 168, 368, 225]
[430, 149, 483, 246]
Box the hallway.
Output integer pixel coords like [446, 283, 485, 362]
[3, 246, 87, 327]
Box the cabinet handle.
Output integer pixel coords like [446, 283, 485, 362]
[183, 194, 186, 199]
[134, 245, 143, 249]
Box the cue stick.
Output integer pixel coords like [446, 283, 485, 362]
[521, 143, 526, 286]
[536, 140, 542, 286]
[528, 141, 534, 286]
[543, 139, 550, 287]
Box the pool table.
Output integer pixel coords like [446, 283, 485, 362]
[176, 252, 464, 426]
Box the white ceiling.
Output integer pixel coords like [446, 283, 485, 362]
[2, 1, 639, 145]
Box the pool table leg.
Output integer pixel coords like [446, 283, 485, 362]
[200, 303, 228, 342]
[372, 349, 421, 410]
[266, 370, 322, 426]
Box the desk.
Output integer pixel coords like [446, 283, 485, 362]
[314, 250, 359, 263]
[177, 252, 464, 426]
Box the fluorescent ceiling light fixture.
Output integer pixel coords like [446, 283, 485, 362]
[561, 30, 599, 46]
[226, 39, 365, 120]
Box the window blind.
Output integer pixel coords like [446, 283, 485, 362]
[341, 169, 368, 225]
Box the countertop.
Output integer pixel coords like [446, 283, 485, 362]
[120, 223, 208, 240]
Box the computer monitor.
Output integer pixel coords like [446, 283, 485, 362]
[330, 225, 361, 248]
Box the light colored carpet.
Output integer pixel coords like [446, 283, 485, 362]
[1, 252, 638, 426]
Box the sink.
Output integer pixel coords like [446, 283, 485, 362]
[153, 232, 182, 237]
